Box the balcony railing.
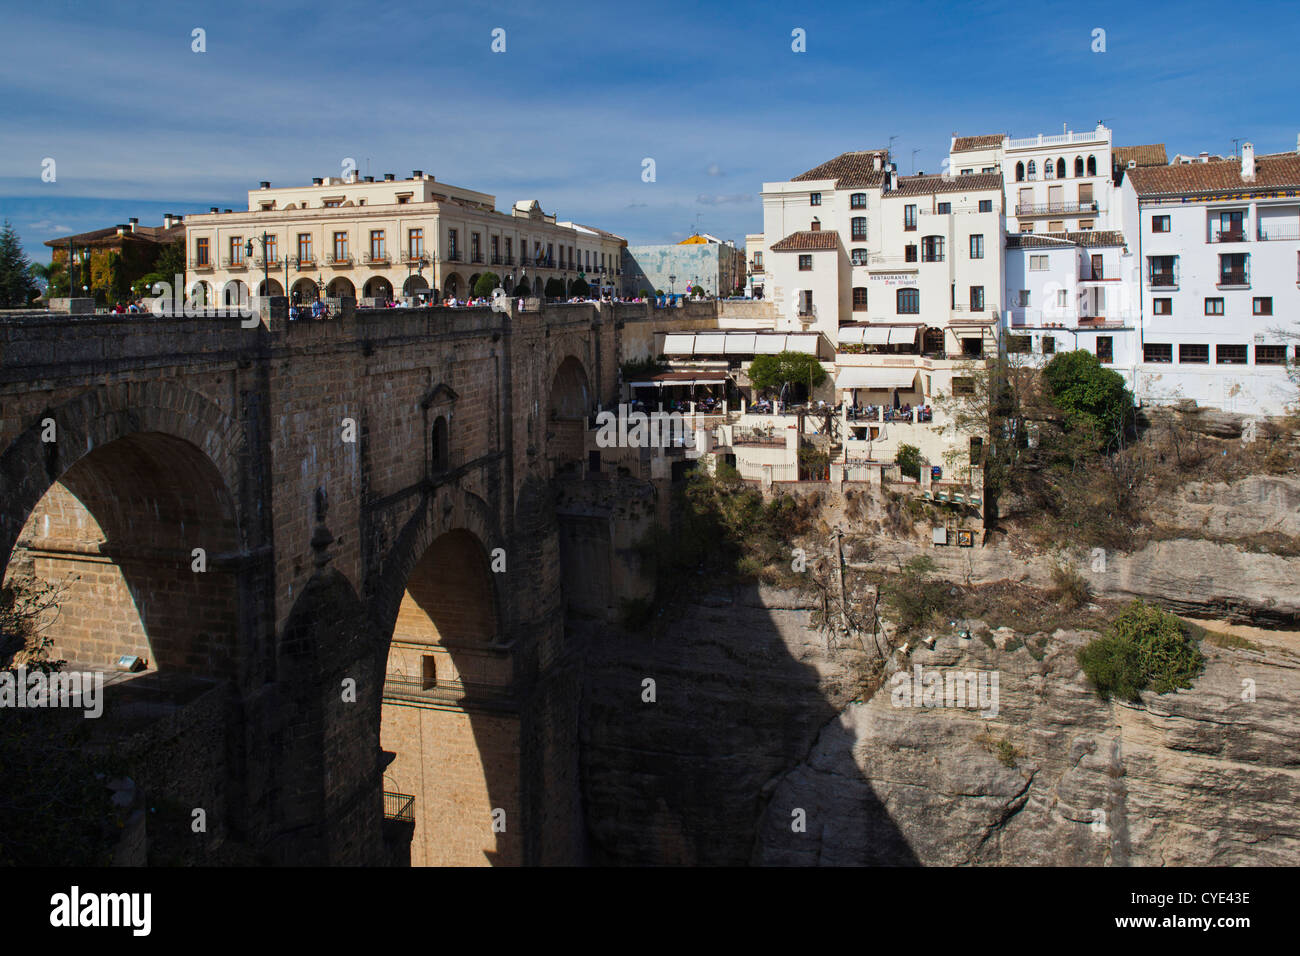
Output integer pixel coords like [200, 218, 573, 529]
[1015, 200, 1098, 216]
[445, 250, 462, 262]
[400, 251, 428, 264]
[1006, 130, 1105, 150]
[190, 257, 213, 269]
[491, 254, 502, 265]
[383, 792, 414, 823]
[471, 253, 484, 263]
[220, 256, 248, 269]
[1217, 270, 1249, 287]
[296, 255, 315, 267]
[1148, 272, 1177, 287]
[1210, 229, 1246, 243]
[364, 252, 390, 265]
[1258, 225, 1300, 241]
[324, 253, 352, 265]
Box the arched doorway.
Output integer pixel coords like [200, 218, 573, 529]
[442, 273, 462, 298]
[547, 356, 590, 476]
[403, 274, 429, 296]
[363, 276, 392, 300]
[221, 279, 249, 308]
[188, 279, 212, 306]
[468, 274, 481, 297]
[379, 528, 519, 866]
[290, 278, 318, 302]
[327, 277, 355, 298]
[257, 277, 284, 297]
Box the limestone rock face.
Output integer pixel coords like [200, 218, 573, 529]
[753, 629, 1299, 866]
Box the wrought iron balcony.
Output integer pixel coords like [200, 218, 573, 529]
[189, 257, 213, 269]
[383, 792, 414, 823]
[220, 256, 248, 269]
[400, 251, 428, 264]
[1015, 200, 1098, 216]
[1148, 272, 1177, 287]
[1217, 270, 1249, 287]
[1210, 229, 1246, 243]
[324, 253, 352, 265]
[445, 250, 462, 262]
[364, 252, 391, 265]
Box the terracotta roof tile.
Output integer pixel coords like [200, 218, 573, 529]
[770, 230, 840, 252]
[1113, 144, 1166, 168]
[46, 223, 184, 248]
[1127, 153, 1300, 198]
[791, 150, 889, 188]
[1006, 230, 1126, 249]
[889, 173, 1003, 197]
[951, 134, 1003, 153]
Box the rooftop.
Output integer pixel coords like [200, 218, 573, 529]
[888, 172, 1003, 197]
[1113, 144, 1167, 168]
[770, 230, 840, 252]
[951, 134, 1004, 153]
[791, 150, 890, 189]
[46, 220, 185, 249]
[1127, 152, 1300, 198]
[1005, 230, 1127, 249]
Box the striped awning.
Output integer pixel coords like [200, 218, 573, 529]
[836, 367, 920, 390]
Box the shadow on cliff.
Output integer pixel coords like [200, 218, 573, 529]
[570, 544, 918, 865]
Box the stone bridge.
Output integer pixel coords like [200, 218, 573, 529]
[0, 298, 686, 865]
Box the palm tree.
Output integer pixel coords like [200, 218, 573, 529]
[29, 260, 67, 298]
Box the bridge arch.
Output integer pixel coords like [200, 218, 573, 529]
[373, 487, 519, 866]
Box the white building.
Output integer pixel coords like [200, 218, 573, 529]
[1123, 143, 1300, 415]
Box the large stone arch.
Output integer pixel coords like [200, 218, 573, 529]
[370, 485, 519, 866]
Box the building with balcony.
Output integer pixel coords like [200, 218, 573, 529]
[745, 232, 765, 298]
[184, 171, 626, 305]
[622, 233, 747, 299]
[1003, 230, 1140, 383]
[1122, 142, 1300, 414]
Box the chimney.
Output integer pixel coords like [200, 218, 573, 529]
[412, 169, 423, 179]
[260, 181, 271, 189]
[312, 177, 324, 185]
[115, 224, 127, 236]
[364, 175, 374, 182]
[1241, 142, 1255, 182]
[223, 208, 232, 214]
[128, 217, 138, 232]
[1295, 133, 1299, 155]
[1198, 151, 1209, 163]
[210, 206, 219, 214]
[873, 154, 882, 171]
[384, 173, 395, 181]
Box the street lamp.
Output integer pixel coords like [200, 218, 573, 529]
[246, 233, 273, 305]
[668, 274, 676, 296]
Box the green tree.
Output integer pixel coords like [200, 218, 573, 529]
[570, 277, 590, 298]
[1077, 599, 1204, 700]
[544, 277, 565, 298]
[29, 260, 67, 298]
[512, 281, 531, 297]
[0, 220, 39, 307]
[747, 350, 827, 397]
[472, 272, 500, 298]
[153, 238, 185, 284]
[690, 284, 705, 297]
[896, 443, 922, 481]
[1043, 350, 1134, 450]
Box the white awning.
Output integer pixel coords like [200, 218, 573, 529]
[662, 333, 696, 355]
[695, 332, 727, 354]
[724, 333, 757, 354]
[837, 326, 866, 345]
[752, 335, 788, 354]
[836, 367, 920, 390]
[888, 326, 920, 345]
[784, 333, 820, 355]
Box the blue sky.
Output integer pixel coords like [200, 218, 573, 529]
[2, 0, 1298, 263]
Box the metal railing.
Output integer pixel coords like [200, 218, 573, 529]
[1217, 270, 1249, 286]
[324, 253, 352, 265]
[1258, 225, 1300, 241]
[383, 792, 414, 823]
[1148, 272, 1177, 287]
[1015, 200, 1098, 216]
[220, 256, 248, 268]
[1209, 229, 1246, 243]
[189, 257, 213, 269]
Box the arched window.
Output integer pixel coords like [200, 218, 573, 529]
[432, 415, 449, 472]
[1027, 160, 1037, 179]
[1074, 156, 1084, 177]
[1015, 161, 1025, 182]
[1086, 155, 1097, 176]
[1045, 158, 1055, 179]
[1056, 158, 1066, 179]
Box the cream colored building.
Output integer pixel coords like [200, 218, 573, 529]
[184, 170, 625, 305]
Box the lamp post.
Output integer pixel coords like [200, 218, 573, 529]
[245, 233, 273, 305]
[668, 274, 676, 296]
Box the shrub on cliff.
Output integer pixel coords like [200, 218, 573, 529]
[1077, 599, 1204, 701]
[883, 555, 951, 632]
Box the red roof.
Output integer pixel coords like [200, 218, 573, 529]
[770, 231, 840, 252]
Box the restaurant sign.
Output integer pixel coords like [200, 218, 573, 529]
[869, 272, 919, 287]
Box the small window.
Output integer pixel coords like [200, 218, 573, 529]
[1179, 344, 1209, 364]
[1153, 298, 1172, 315]
[1097, 336, 1113, 363]
[1027, 160, 1037, 179]
[1253, 297, 1273, 315]
[1015, 162, 1025, 182]
[969, 235, 984, 259]
[432, 415, 449, 472]
[1077, 220, 1095, 230]
[959, 168, 973, 176]
[1074, 156, 1084, 177]
[421, 655, 437, 690]
[1152, 215, 1171, 233]
[969, 285, 985, 311]
[1042, 335, 1056, 354]
[1204, 298, 1224, 315]
[1256, 345, 1287, 365]
[979, 199, 993, 213]
[852, 288, 868, 311]
[851, 248, 869, 265]
[1006, 334, 1031, 353]
[904, 205, 917, 230]
[798, 254, 812, 271]
[1143, 343, 1173, 363]
[1086, 155, 1097, 176]
[810, 192, 822, 205]
[1029, 255, 1048, 271]
[937, 202, 952, 214]
[1044, 158, 1055, 180]
[904, 245, 918, 263]
[1018, 289, 1031, 307]
[1048, 220, 1064, 233]
[897, 288, 920, 314]
[1216, 344, 1248, 365]
[851, 217, 868, 241]
[953, 377, 975, 396]
[850, 193, 867, 209]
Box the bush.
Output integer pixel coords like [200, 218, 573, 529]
[471, 272, 500, 298]
[513, 282, 531, 297]
[1048, 562, 1091, 610]
[1077, 599, 1204, 700]
[570, 277, 590, 298]
[896, 444, 922, 481]
[544, 277, 565, 298]
[1043, 350, 1134, 450]
[884, 555, 950, 631]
